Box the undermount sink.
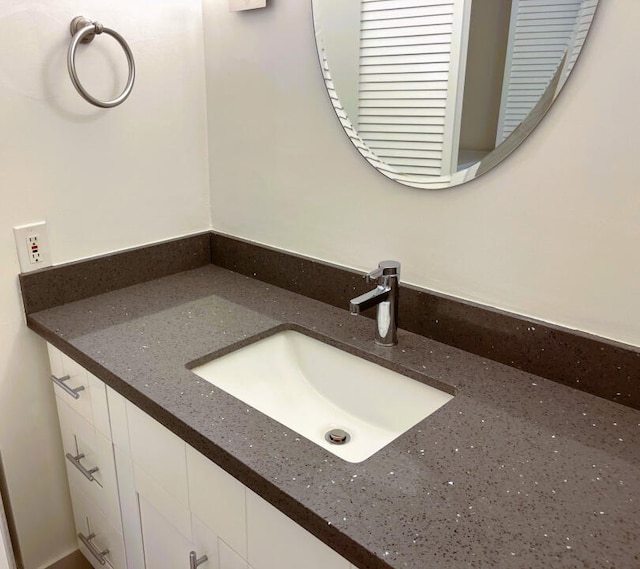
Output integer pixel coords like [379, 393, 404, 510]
[191, 329, 454, 462]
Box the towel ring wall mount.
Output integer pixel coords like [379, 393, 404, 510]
[67, 16, 136, 108]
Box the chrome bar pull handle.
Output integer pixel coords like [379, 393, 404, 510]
[189, 551, 208, 569]
[51, 374, 85, 399]
[66, 452, 99, 482]
[78, 532, 109, 565]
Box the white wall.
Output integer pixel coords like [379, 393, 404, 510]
[0, 1, 210, 567]
[203, 0, 640, 348]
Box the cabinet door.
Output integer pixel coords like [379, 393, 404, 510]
[191, 516, 220, 569]
[126, 401, 189, 507]
[186, 446, 247, 559]
[138, 496, 217, 569]
[247, 490, 350, 569]
[138, 495, 193, 569]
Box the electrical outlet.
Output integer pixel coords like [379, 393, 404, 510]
[14, 222, 52, 273]
[27, 234, 41, 263]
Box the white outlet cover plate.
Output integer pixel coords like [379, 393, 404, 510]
[229, 0, 266, 11]
[13, 222, 52, 273]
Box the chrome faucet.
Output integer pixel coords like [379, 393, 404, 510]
[349, 260, 400, 346]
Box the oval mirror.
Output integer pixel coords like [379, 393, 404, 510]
[312, 0, 599, 189]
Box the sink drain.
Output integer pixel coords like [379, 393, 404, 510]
[325, 428, 350, 445]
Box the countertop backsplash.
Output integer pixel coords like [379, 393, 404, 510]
[21, 231, 640, 410]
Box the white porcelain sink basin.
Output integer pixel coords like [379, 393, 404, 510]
[191, 330, 453, 462]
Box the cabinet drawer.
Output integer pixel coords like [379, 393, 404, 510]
[47, 344, 111, 439]
[57, 398, 122, 531]
[69, 484, 126, 569]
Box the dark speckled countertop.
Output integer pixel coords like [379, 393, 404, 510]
[27, 265, 640, 569]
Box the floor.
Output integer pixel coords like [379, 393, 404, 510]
[47, 550, 91, 569]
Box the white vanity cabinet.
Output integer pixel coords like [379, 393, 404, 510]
[115, 400, 220, 569]
[116, 399, 254, 569]
[48, 344, 359, 569]
[47, 345, 126, 569]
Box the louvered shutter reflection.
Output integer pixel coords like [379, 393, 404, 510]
[556, 0, 598, 92]
[496, 0, 582, 145]
[357, 0, 469, 180]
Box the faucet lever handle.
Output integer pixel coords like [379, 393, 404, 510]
[365, 266, 384, 283]
[366, 260, 401, 283]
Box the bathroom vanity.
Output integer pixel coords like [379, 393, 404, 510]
[22, 238, 640, 569]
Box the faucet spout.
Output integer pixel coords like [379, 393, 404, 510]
[349, 260, 400, 346]
[349, 284, 391, 315]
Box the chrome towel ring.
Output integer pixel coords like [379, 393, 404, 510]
[67, 16, 135, 108]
